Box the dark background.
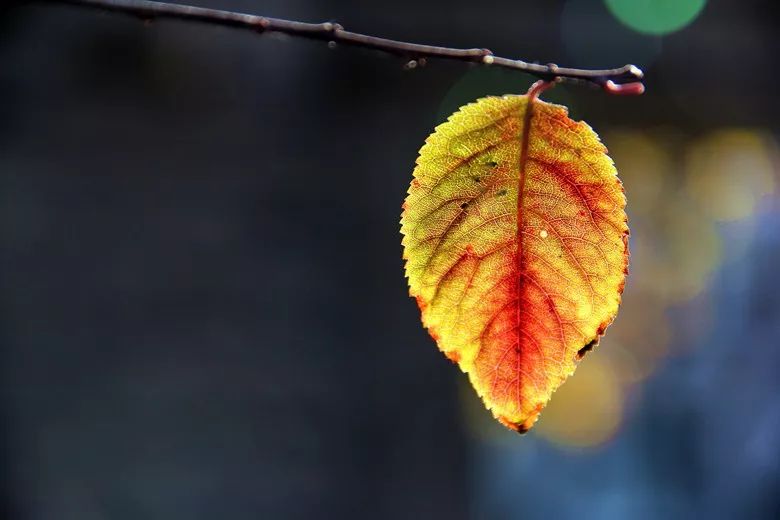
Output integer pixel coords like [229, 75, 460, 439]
[1, 0, 778, 518]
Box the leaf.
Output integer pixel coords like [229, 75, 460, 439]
[400, 90, 629, 433]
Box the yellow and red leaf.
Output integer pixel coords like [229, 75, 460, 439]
[401, 90, 629, 432]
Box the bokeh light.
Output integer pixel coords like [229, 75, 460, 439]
[562, 0, 661, 69]
[605, 130, 671, 214]
[605, 0, 707, 35]
[685, 129, 777, 222]
[601, 289, 672, 383]
[533, 356, 624, 448]
[630, 199, 722, 302]
[607, 129, 723, 303]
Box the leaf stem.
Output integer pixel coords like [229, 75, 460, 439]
[526, 80, 558, 101]
[44, 0, 645, 94]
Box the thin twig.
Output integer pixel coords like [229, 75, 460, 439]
[45, 0, 645, 94]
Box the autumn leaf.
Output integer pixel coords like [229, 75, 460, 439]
[400, 83, 629, 433]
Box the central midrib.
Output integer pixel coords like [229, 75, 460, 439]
[514, 97, 536, 377]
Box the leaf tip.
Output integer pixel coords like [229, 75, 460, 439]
[497, 404, 544, 434]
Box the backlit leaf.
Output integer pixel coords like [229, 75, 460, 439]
[401, 91, 629, 432]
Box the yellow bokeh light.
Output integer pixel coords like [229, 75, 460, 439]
[603, 341, 655, 385]
[630, 197, 722, 302]
[606, 130, 672, 216]
[601, 290, 672, 383]
[685, 129, 777, 221]
[533, 356, 624, 448]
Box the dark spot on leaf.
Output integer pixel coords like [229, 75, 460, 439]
[497, 189, 508, 196]
[487, 160, 498, 167]
[473, 176, 481, 183]
[576, 338, 599, 360]
[460, 202, 469, 209]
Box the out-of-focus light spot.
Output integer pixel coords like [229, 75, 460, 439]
[630, 197, 722, 302]
[562, 0, 661, 70]
[606, 130, 671, 215]
[533, 356, 624, 448]
[604, 341, 650, 385]
[605, 0, 707, 35]
[601, 290, 671, 383]
[685, 129, 777, 222]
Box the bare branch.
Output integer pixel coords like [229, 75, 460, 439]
[45, 0, 645, 94]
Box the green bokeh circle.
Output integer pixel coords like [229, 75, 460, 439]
[604, 0, 707, 35]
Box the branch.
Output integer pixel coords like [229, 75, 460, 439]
[46, 0, 645, 94]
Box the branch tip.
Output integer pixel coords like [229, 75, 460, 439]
[627, 64, 644, 79]
[603, 80, 645, 96]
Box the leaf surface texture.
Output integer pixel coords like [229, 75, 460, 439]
[401, 95, 629, 432]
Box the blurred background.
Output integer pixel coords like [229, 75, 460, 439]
[0, 0, 778, 518]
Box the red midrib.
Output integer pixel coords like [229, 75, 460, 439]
[514, 97, 536, 380]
